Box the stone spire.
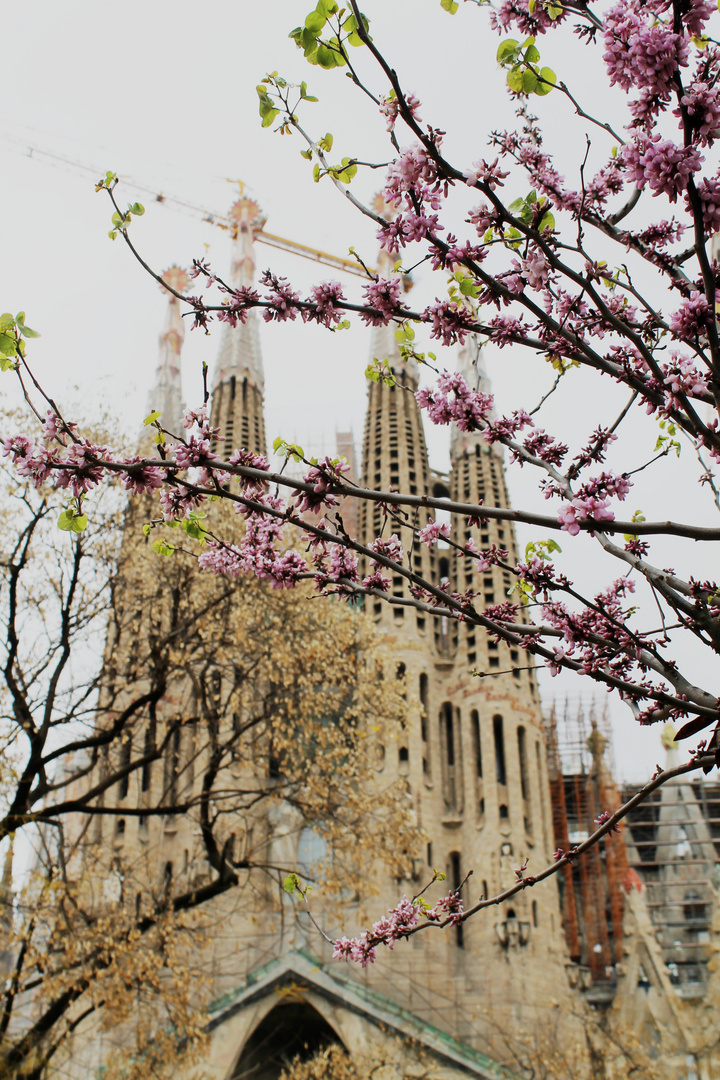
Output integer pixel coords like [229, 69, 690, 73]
[211, 197, 267, 456]
[450, 334, 496, 460]
[448, 336, 539, 701]
[358, 195, 434, 632]
[146, 266, 190, 436]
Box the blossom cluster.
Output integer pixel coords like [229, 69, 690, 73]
[332, 889, 464, 967]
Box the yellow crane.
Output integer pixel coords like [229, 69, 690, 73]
[3, 136, 373, 278]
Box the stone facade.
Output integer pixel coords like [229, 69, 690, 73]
[60, 203, 720, 1080]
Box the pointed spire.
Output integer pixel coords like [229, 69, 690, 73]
[210, 197, 268, 457]
[147, 266, 189, 436]
[358, 195, 434, 631]
[367, 193, 418, 390]
[212, 197, 267, 394]
[450, 333, 496, 460]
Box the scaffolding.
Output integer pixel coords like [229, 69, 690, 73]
[620, 773, 720, 994]
[545, 701, 628, 990]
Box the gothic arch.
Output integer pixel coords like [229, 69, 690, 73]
[231, 1000, 345, 1080]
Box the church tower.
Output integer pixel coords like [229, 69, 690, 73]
[357, 237, 435, 632]
[71, 205, 580, 1080]
[146, 265, 190, 437]
[210, 197, 268, 456]
[352, 298, 571, 1051]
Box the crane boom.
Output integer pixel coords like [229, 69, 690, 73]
[256, 230, 370, 277]
[1, 134, 374, 278]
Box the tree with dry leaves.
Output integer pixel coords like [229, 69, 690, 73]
[0, 460, 414, 1079]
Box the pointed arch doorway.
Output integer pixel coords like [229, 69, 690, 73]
[232, 1000, 345, 1080]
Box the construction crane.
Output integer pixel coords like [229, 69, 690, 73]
[2, 134, 373, 278]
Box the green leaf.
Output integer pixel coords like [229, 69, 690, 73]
[261, 108, 280, 128]
[142, 523, 152, 536]
[144, 410, 161, 426]
[181, 518, 207, 542]
[58, 509, 87, 533]
[522, 69, 538, 93]
[18, 323, 39, 339]
[538, 211, 555, 231]
[284, 872, 300, 894]
[131, 202, 145, 216]
[316, 0, 339, 15]
[316, 42, 337, 67]
[0, 313, 15, 332]
[506, 66, 525, 92]
[298, 80, 319, 101]
[152, 539, 175, 557]
[525, 43, 540, 62]
[535, 66, 557, 95]
[441, 0, 460, 10]
[459, 277, 480, 297]
[547, 3, 562, 17]
[0, 333, 17, 357]
[321, 132, 334, 151]
[305, 10, 326, 33]
[496, 38, 519, 63]
[300, 149, 313, 159]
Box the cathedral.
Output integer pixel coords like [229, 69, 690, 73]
[63, 196, 720, 1079]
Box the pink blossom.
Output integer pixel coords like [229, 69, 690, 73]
[369, 533, 403, 562]
[55, 442, 109, 497]
[120, 462, 164, 496]
[557, 504, 581, 536]
[182, 405, 209, 431]
[159, 488, 205, 521]
[691, 177, 720, 234]
[173, 434, 214, 469]
[669, 291, 712, 339]
[603, 1, 688, 95]
[328, 546, 359, 582]
[304, 280, 346, 327]
[43, 411, 60, 440]
[379, 91, 422, 132]
[622, 135, 702, 201]
[362, 569, 391, 592]
[676, 83, 720, 147]
[361, 277, 402, 325]
[416, 371, 493, 431]
[261, 271, 301, 323]
[418, 520, 450, 547]
[521, 250, 551, 291]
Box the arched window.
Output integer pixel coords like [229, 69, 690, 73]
[471, 710, 484, 823]
[471, 710, 482, 777]
[450, 851, 465, 949]
[118, 736, 132, 800]
[419, 673, 429, 742]
[439, 703, 463, 813]
[493, 714, 506, 786]
[233, 1002, 344, 1080]
[517, 726, 529, 801]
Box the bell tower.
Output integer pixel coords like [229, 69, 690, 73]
[146, 265, 190, 438]
[210, 197, 268, 457]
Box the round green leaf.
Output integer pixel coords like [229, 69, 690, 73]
[305, 10, 326, 33]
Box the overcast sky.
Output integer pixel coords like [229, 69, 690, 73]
[3, 0, 717, 782]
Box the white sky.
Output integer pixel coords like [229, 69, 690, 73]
[2, 0, 717, 783]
